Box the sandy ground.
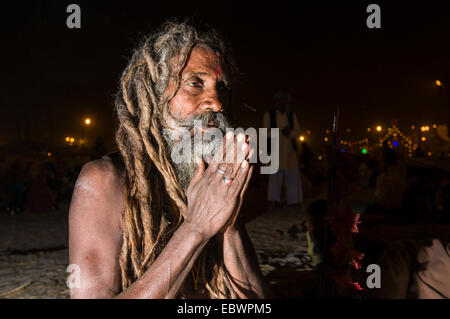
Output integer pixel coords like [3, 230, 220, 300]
[0, 204, 70, 299]
[0, 183, 374, 299]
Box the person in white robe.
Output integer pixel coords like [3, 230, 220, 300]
[263, 91, 303, 206]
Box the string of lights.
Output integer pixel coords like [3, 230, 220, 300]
[298, 123, 441, 159]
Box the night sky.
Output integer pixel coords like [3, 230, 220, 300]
[1, 0, 449, 151]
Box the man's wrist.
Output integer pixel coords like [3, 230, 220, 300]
[179, 221, 210, 245]
[223, 225, 242, 240]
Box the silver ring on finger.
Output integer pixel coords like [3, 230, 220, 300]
[223, 177, 233, 186]
[217, 168, 226, 175]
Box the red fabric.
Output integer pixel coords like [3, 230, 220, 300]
[27, 174, 56, 213]
[325, 153, 365, 291]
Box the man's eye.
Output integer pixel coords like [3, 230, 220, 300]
[188, 78, 203, 88]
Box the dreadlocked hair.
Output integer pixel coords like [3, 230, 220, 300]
[114, 20, 238, 298]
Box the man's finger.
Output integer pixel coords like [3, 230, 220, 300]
[218, 133, 249, 180]
[241, 165, 254, 197]
[207, 131, 234, 172]
[190, 157, 206, 186]
[229, 160, 251, 194]
[233, 134, 250, 171]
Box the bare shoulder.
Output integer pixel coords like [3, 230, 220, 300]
[70, 156, 125, 231]
[76, 156, 124, 193]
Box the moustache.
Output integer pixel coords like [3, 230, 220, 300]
[176, 112, 230, 133]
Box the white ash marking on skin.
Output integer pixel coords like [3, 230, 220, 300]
[74, 174, 100, 201]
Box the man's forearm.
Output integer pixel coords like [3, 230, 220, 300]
[222, 226, 274, 298]
[116, 222, 208, 299]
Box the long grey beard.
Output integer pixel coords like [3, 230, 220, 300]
[162, 112, 231, 192]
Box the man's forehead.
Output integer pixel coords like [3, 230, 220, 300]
[182, 47, 228, 77]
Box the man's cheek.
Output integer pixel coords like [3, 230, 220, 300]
[171, 100, 199, 122]
[169, 106, 187, 122]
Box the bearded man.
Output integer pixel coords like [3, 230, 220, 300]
[68, 21, 273, 299]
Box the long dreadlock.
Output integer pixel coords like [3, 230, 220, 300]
[114, 20, 238, 298]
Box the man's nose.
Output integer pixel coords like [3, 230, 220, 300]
[199, 89, 223, 113]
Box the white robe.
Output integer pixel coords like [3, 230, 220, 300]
[263, 109, 303, 204]
[263, 109, 301, 170]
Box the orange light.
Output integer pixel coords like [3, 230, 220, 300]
[421, 137, 426, 142]
[436, 80, 442, 87]
[299, 136, 305, 142]
[324, 137, 328, 142]
[85, 118, 91, 125]
[65, 137, 70, 142]
[376, 126, 382, 132]
[70, 138, 75, 143]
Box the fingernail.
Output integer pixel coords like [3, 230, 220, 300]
[241, 143, 248, 151]
[237, 133, 245, 142]
[242, 160, 248, 170]
[226, 131, 234, 140]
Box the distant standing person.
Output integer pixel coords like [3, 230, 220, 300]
[300, 142, 314, 183]
[374, 142, 407, 212]
[263, 91, 303, 208]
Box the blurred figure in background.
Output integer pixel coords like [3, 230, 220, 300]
[26, 162, 56, 213]
[367, 238, 450, 299]
[263, 91, 303, 208]
[357, 155, 373, 188]
[90, 136, 107, 160]
[374, 142, 407, 212]
[1, 159, 30, 214]
[300, 142, 314, 183]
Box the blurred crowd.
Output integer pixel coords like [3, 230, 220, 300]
[0, 137, 108, 214]
[0, 154, 83, 214]
[297, 140, 449, 219]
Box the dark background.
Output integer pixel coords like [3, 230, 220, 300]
[0, 0, 449, 152]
